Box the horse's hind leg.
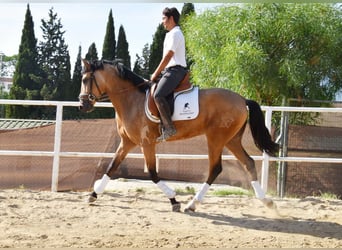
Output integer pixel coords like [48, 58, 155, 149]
[225, 126, 257, 181]
[88, 137, 136, 203]
[225, 129, 274, 208]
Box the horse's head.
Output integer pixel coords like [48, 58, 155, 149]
[79, 59, 108, 113]
[79, 59, 148, 112]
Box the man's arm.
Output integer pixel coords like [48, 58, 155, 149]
[151, 50, 174, 82]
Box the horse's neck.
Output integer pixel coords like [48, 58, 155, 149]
[109, 88, 145, 121]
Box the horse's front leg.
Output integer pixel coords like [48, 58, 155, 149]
[88, 137, 136, 203]
[142, 145, 181, 212]
[185, 137, 224, 212]
[184, 162, 222, 213]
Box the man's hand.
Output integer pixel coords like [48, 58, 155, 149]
[151, 73, 158, 83]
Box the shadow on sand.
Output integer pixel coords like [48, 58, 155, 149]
[187, 210, 342, 240]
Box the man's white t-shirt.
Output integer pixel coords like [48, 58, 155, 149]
[163, 26, 187, 69]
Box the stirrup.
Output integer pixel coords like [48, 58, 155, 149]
[156, 127, 176, 142]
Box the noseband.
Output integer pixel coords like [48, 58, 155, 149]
[79, 71, 109, 102]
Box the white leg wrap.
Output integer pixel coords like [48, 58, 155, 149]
[185, 198, 197, 211]
[94, 174, 110, 194]
[194, 183, 210, 203]
[157, 181, 176, 199]
[251, 181, 265, 199]
[185, 183, 210, 211]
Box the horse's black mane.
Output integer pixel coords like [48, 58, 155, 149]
[89, 59, 148, 93]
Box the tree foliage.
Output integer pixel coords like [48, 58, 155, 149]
[0, 54, 17, 77]
[148, 23, 166, 76]
[116, 25, 131, 69]
[181, 3, 195, 25]
[180, 3, 195, 69]
[102, 9, 116, 61]
[133, 43, 150, 79]
[63, 46, 82, 119]
[68, 46, 82, 102]
[38, 7, 71, 103]
[7, 4, 41, 118]
[5, 5, 127, 120]
[184, 3, 342, 105]
[85, 42, 98, 61]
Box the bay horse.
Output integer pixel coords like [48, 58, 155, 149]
[79, 59, 279, 212]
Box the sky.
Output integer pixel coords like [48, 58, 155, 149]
[0, 2, 224, 70]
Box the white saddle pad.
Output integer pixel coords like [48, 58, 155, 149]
[145, 86, 199, 123]
[172, 86, 199, 121]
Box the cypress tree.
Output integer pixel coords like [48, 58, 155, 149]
[116, 25, 131, 69]
[181, 3, 195, 22]
[102, 9, 116, 61]
[68, 45, 82, 101]
[85, 42, 98, 61]
[7, 4, 41, 118]
[64, 45, 83, 119]
[148, 23, 166, 75]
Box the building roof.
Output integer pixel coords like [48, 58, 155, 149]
[0, 119, 55, 130]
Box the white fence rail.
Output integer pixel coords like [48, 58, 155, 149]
[0, 99, 341, 192]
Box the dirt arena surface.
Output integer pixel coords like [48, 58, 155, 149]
[0, 179, 341, 248]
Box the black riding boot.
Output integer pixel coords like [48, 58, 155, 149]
[155, 97, 177, 142]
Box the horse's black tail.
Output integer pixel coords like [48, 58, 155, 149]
[246, 99, 279, 156]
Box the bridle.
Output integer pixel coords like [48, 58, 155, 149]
[79, 71, 109, 102]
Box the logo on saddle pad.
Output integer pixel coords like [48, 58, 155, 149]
[145, 86, 199, 123]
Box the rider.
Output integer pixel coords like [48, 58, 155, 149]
[151, 7, 187, 142]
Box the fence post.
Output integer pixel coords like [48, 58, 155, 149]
[51, 103, 63, 192]
[277, 102, 289, 198]
[261, 107, 272, 193]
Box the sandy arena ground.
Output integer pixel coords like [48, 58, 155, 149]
[0, 179, 341, 248]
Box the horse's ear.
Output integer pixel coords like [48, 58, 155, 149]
[82, 59, 91, 73]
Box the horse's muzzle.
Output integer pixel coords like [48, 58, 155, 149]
[79, 95, 95, 113]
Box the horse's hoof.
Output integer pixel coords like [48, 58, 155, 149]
[184, 203, 196, 213]
[88, 192, 97, 203]
[172, 202, 181, 212]
[262, 198, 275, 209]
[184, 206, 195, 213]
[184, 200, 196, 213]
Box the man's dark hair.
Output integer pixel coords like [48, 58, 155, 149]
[163, 7, 180, 25]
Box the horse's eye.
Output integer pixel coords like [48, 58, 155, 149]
[82, 77, 89, 84]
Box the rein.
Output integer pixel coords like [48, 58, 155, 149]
[79, 70, 150, 102]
